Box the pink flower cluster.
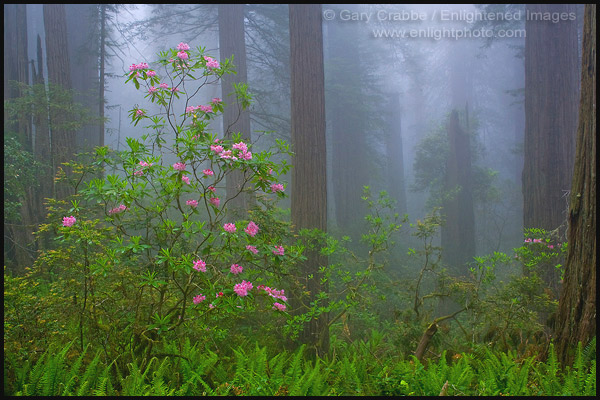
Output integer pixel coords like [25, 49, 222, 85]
[186, 199, 198, 208]
[203, 169, 214, 176]
[223, 223, 236, 233]
[272, 302, 286, 312]
[193, 259, 206, 272]
[257, 285, 287, 302]
[193, 294, 205, 304]
[232, 141, 253, 160]
[210, 197, 220, 207]
[129, 62, 149, 71]
[270, 183, 284, 193]
[135, 109, 145, 117]
[246, 245, 259, 254]
[133, 160, 153, 177]
[272, 246, 285, 256]
[173, 162, 186, 171]
[186, 104, 213, 114]
[108, 204, 129, 215]
[204, 56, 220, 69]
[182, 175, 191, 185]
[234, 280, 253, 297]
[177, 42, 190, 51]
[244, 221, 259, 237]
[62, 216, 76, 227]
[230, 264, 243, 275]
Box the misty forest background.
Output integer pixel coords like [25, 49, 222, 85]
[4, 4, 596, 396]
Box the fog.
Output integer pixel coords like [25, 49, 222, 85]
[5, 5, 591, 391]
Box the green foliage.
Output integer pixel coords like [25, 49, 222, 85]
[6, 329, 595, 396]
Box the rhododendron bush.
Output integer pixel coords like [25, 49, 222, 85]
[33, 43, 299, 361]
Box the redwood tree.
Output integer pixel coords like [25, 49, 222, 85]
[554, 3, 596, 366]
[289, 3, 328, 356]
[219, 4, 253, 216]
[522, 4, 579, 295]
[44, 3, 75, 200]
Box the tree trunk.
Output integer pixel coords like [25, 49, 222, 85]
[441, 110, 475, 275]
[326, 8, 368, 236]
[522, 4, 579, 296]
[44, 3, 75, 200]
[385, 93, 407, 216]
[554, 3, 596, 366]
[289, 4, 329, 356]
[218, 4, 253, 217]
[66, 4, 101, 151]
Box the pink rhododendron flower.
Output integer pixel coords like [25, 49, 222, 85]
[210, 197, 220, 207]
[193, 294, 206, 304]
[176, 42, 190, 51]
[246, 245, 259, 254]
[244, 221, 259, 237]
[548, 244, 554, 249]
[272, 302, 286, 312]
[270, 183, 284, 193]
[148, 86, 158, 94]
[129, 64, 137, 71]
[233, 280, 253, 297]
[199, 104, 213, 113]
[133, 169, 144, 176]
[212, 97, 222, 104]
[240, 151, 252, 160]
[219, 150, 233, 159]
[207, 186, 216, 192]
[230, 264, 243, 275]
[62, 216, 76, 227]
[204, 56, 220, 69]
[136, 62, 149, 70]
[232, 142, 248, 152]
[202, 169, 214, 176]
[173, 162, 186, 171]
[209, 303, 215, 309]
[181, 175, 190, 185]
[109, 204, 128, 215]
[223, 223, 236, 233]
[186, 199, 198, 208]
[272, 246, 285, 256]
[177, 51, 188, 60]
[216, 292, 224, 297]
[159, 82, 169, 89]
[193, 259, 206, 272]
[258, 286, 287, 302]
[210, 144, 224, 153]
[136, 109, 145, 117]
[139, 161, 153, 167]
[147, 70, 156, 77]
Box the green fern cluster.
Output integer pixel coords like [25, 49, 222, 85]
[7, 336, 596, 396]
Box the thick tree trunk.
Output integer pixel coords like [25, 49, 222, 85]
[289, 4, 329, 356]
[326, 9, 368, 235]
[385, 93, 407, 216]
[66, 4, 101, 151]
[44, 3, 75, 200]
[555, 4, 596, 366]
[219, 4, 253, 216]
[441, 110, 475, 275]
[522, 4, 579, 295]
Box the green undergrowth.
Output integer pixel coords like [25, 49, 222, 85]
[6, 333, 595, 396]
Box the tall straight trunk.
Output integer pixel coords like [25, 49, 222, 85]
[522, 4, 579, 296]
[289, 4, 328, 356]
[385, 93, 407, 216]
[99, 4, 106, 148]
[326, 9, 368, 235]
[441, 110, 475, 275]
[66, 4, 101, 151]
[555, 4, 596, 366]
[44, 4, 75, 200]
[32, 35, 53, 233]
[218, 4, 253, 216]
